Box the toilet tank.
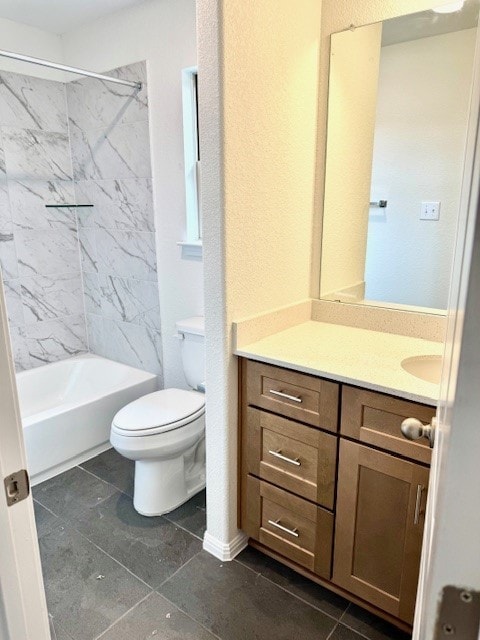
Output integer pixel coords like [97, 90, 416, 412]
[176, 316, 205, 391]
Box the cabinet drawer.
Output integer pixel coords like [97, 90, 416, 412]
[245, 359, 339, 432]
[341, 386, 435, 464]
[242, 475, 333, 579]
[243, 407, 337, 509]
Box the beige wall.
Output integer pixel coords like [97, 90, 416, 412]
[313, 0, 446, 297]
[199, 0, 322, 552]
[320, 22, 382, 298]
[223, 1, 321, 319]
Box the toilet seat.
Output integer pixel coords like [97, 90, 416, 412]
[111, 388, 205, 438]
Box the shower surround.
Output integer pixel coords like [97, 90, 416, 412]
[0, 62, 163, 379]
[0, 71, 85, 370]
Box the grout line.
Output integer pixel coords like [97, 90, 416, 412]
[50, 516, 154, 591]
[256, 573, 341, 625]
[156, 551, 203, 590]
[163, 516, 205, 542]
[233, 555, 347, 623]
[33, 468, 119, 520]
[337, 621, 379, 640]
[157, 592, 223, 640]
[33, 497, 58, 518]
[93, 592, 153, 640]
[339, 603, 350, 622]
[326, 621, 340, 640]
[233, 556, 264, 576]
[34, 487, 114, 520]
[77, 464, 134, 499]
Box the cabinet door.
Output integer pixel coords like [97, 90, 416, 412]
[333, 440, 429, 624]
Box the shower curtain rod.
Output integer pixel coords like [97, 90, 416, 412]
[0, 49, 142, 89]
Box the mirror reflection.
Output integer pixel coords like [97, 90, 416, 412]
[320, 2, 479, 312]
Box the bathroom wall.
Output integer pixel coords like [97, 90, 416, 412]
[0, 69, 87, 370]
[66, 62, 163, 379]
[198, 0, 322, 555]
[364, 28, 476, 309]
[61, 0, 201, 390]
[0, 16, 63, 80]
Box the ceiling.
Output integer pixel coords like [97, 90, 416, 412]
[382, 0, 479, 46]
[0, 0, 147, 34]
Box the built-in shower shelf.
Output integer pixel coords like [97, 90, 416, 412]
[45, 204, 94, 208]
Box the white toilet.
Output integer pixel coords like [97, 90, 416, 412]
[110, 317, 206, 516]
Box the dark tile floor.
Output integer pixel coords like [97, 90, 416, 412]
[34, 449, 411, 640]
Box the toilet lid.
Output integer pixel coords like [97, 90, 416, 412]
[112, 388, 205, 433]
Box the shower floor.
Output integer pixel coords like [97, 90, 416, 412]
[34, 449, 410, 640]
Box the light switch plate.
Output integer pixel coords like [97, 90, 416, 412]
[421, 201, 441, 220]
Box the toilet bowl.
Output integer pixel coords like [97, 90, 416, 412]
[110, 317, 206, 516]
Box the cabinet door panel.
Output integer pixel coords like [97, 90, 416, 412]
[333, 440, 429, 624]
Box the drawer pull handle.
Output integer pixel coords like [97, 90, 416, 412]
[269, 389, 303, 404]
[267, 519, 299, 538]
[414, 484, 425, 525]
[268, 449, 301, 466]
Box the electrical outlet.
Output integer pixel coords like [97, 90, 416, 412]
[421, 201, 440, 220]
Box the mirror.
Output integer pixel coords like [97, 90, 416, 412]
[320, 2, 479, 312]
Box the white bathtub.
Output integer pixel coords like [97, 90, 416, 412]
[16, 354, 158, 485]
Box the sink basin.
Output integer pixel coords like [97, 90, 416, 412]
[401, 355, 443, 384]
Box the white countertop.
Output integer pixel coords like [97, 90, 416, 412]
[235, 321, 442, 405]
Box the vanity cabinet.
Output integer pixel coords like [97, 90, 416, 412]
[239, 357, 433, 630]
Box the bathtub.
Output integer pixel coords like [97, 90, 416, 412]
[16, 354, 158, 485]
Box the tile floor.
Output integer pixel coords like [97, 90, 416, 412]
[33, 449, 411, 640]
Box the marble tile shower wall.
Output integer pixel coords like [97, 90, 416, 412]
[66, 62, 163, 379]
[0, 70, 87, 370]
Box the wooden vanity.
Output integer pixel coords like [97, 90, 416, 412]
[239, 357, 436, 631]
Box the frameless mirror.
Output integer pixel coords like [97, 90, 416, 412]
[320, 1, 479, 312]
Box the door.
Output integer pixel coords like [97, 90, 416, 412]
[412, 15, 480, 640]
[0, 280, 50, 640]
[333, 440, 429, 624]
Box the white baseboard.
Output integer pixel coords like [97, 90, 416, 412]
[203, 530, 248, 561]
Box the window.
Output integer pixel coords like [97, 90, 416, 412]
[179, 67, 202, 258]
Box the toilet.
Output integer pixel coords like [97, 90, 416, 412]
[110, 317, 206, 516]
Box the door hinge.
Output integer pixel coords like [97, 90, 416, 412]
[4, 469, 30, 507]
[434, 586, 480, 639]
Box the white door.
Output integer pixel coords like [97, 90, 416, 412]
[413, 23, 480, 639]
[0, 279, 50, 640]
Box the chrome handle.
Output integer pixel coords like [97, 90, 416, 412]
[269, 389, 302, 404]
[414, 484, 424, 525]
[268, 449, 301, 466]
[267, 519, 299, 538]
[401, 416, 437, 448]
